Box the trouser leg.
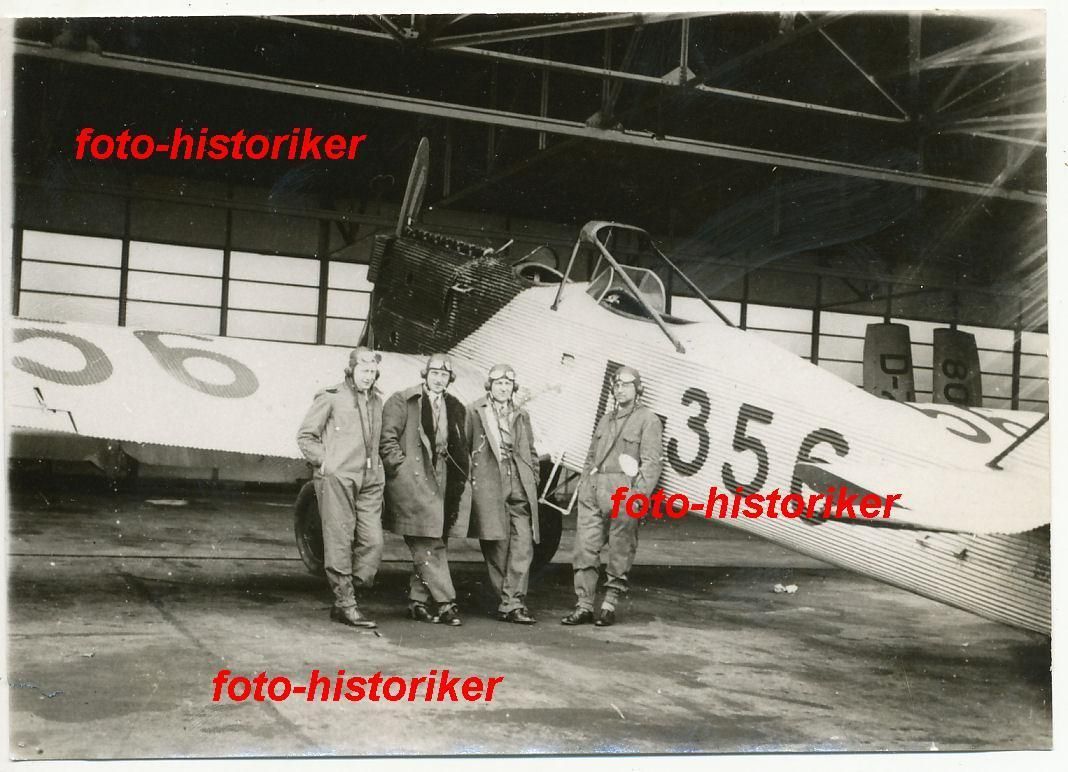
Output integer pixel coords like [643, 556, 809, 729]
[351, 478, 384, 589]
[317, 475, 358, 609]
[407, 567, 430, 605]
[480, 539, 506, 599]
[499, 467, 534, 613]
[572, 482, 609, 612]
[603, 511, 641, 601]
[404, 535, 456, 607]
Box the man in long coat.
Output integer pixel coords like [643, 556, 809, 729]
[466, 364, 541, 624]
[296, 347, 384, 629]
[380, 353, 470, 626]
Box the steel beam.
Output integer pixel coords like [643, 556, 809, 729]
[804, 13, 909, 119]
[610, 28, 643, 111]
[701, 12, 850, 83]
[486, 62, 498, 172]
[265, 14, 905, 123]
[678, 19, 690, 86]
[14, 41, 1044, 204]
[12, 226, 23, 316]
[315, 220, 330, 345]
[935, 61, 1025, 113]
[117, 199, 131, 327]
[442, 40, 908, 123]
[811, 275, 822, 364]
[429, 13, 706, 48]
[696, 83, 906, 122]
[443, 121, 453, 197]
[909, 13, 925, 205]
[600, 29, 612, 121]
[220, 208, 232, 336]
[1011, 300, 1023, 410]
[366, 15, 408, 42]
[265, 16, 394, 42]
[538, 41, 550, 151]
[740, 272, 749, 330]
[909, 13, 922, 108]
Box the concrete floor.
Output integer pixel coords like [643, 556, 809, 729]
[6, 485, 1051, 758]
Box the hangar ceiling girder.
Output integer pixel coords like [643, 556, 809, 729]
[697, 12, 848, 84]
[270, 14, 909, 124]
[22, 13, 1045, 167]
[425, 13, 706, 48]
[13, 12, 1046, 307]
[262, 13, 1045, 187]
[807, 17, 909, 119]
[15, 31, 1044, 206]
[344, 11, 1044, 134]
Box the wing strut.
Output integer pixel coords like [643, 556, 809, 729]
[538, 457, 580, 515]
[985, 413, 1049, 470]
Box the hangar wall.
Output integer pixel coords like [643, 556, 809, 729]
[9, 170, 1048, 484]
[11, 175, 1049, 418]
[8, 172, 1046, 435]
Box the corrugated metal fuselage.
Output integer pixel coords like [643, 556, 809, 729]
[6, 229, 1049, 635]
[367, 232, 1050, 635]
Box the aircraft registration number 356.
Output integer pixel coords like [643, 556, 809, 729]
[594, 358, 1031, 522]
[662, 383, 852, 508]
[596, 360, 854, 516]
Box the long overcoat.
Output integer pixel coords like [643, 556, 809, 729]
[380, 384, 470, 538]
[465, 395, 541, 543]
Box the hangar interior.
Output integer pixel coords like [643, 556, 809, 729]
[4, 13, 1053, 759]
[10, 11, 1048, 479]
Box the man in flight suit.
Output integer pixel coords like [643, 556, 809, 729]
[380, 353, 470, 627]
[297, 347, 384, 629]
[466, 364, 541, 624]
[562, 366, 663, 627]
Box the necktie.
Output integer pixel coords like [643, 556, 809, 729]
[433, 396, 448, 454]
[355, 390, 373, 470]
[495, 402, 513, 455]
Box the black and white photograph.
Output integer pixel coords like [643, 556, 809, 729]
[1, 3, 1058, 763]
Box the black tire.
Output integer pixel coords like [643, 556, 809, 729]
[294, 480, 325, 576]
[532, 503, 563, 573]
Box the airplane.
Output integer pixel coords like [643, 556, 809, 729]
[5, 138, 1050, 636]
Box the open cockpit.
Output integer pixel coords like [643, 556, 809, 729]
[552, 221, 734, 353]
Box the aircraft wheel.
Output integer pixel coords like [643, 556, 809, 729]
[532, 503, 563, 573]
[294, 480, 325, 576]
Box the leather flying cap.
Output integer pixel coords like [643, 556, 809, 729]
[350, 346, 381, 366]
[425, 353, 454, 373]
[487, 363, 516, 382]
[613, 366, 642, 392]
